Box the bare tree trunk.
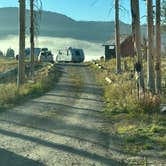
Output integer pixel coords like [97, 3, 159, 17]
[155, 0, 161, 94]
[115, 0, 121, 73]
[131, 0, 135, 41]
[30, 0, 35, 78]
[17, 0, 25, 87]
[147, 0, 155, 92]
[131, 0, 145, 97]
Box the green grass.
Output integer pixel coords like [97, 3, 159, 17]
[0, 63, 61, 112]
[90, 57, 166, 158]
[102, 108, 166, 157]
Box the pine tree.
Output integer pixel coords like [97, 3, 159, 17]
[155, 0, 161, 93]
[131, 0, 145, 97]
[147, 0, 155, 92]
[17, 0, 26, 87]
[115, 0, 121, 73]
[30, 0, 35, 78]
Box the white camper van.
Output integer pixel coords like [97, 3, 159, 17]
[56, 47, 84, 63]
[38, 51, 54, 63]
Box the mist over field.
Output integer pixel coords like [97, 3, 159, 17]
[0, 35, 104, 61]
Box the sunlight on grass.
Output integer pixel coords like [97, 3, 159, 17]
[90, 57, 166, 157]
[0, 57, 17, 72]
[0, 64, 61, 111]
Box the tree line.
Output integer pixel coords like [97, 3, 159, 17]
[18, 0, 42, 87]
[115, 0, 164, 97]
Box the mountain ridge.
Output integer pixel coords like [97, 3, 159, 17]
[0, 7, 132, 42]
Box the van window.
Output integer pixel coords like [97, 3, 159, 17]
[75, 50, 80, 56]
[59, 51, 62, 55]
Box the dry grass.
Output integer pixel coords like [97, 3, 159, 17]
[69, 66, 84, 89]
[0, 57, 17, 72]
[0, 63, 61, 111]
[90, 57, 166, 157]
[92, 58, 161, 113]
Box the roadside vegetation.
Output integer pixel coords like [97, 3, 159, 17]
[0, 57, 17, 72]
[0, 62, 61, 111]
[90, 57, 166, 158]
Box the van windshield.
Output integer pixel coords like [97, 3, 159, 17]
[75, 50, 81, 56]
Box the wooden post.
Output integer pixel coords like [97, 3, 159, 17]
[155, 0, 161, 94]
[30, 0, 35, 78]
[131, 0, 145, 97]
[147, 0, 155, 92]
[17, 0, 25, 87]
[115, 0, 121, 73]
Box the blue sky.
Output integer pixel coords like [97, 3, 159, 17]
[0, 0, 149, 24]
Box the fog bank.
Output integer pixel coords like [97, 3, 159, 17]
[0, 35, 104, 61]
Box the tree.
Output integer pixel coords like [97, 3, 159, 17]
[34, 0, 42, 37]
[147, 0, 155, 92]
[162, 0, 166, 26]
[30, 0, 42, 78]
[155, 0, 161, 93]
[0, 50, 3, 57]
[6, 48, 15, 58]
[30, 0, 35, 77]
[115, 0, 121, 73]
[17, 0, 26, 86]
[131, 0, 145, 97]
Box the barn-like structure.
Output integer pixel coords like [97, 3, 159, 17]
[102, 35, 135, 60]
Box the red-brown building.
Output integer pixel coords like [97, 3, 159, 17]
[102, 35, 135, 60]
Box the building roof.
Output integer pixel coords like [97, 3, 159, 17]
[102, 35, 132, 46]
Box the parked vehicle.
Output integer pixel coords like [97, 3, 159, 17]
[41, 48, 48, 52]
[25, 48, 41, 60]
[38, 50, 54, 63]
[56, 47, 85, 63]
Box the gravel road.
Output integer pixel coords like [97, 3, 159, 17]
[4, 63, 166, 166]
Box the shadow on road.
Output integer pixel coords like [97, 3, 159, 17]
[0, 64, 127, 165]
[46, 93, 104, 102]
[56, 63, 89, 68]
[54, 83, 103, 96]
[0, 129, 125, 166]
[0, 148, 44, 166]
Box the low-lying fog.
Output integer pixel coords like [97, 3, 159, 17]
[0, 35, 104, 61]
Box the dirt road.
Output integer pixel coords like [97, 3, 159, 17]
[0, 64, 126, 166]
